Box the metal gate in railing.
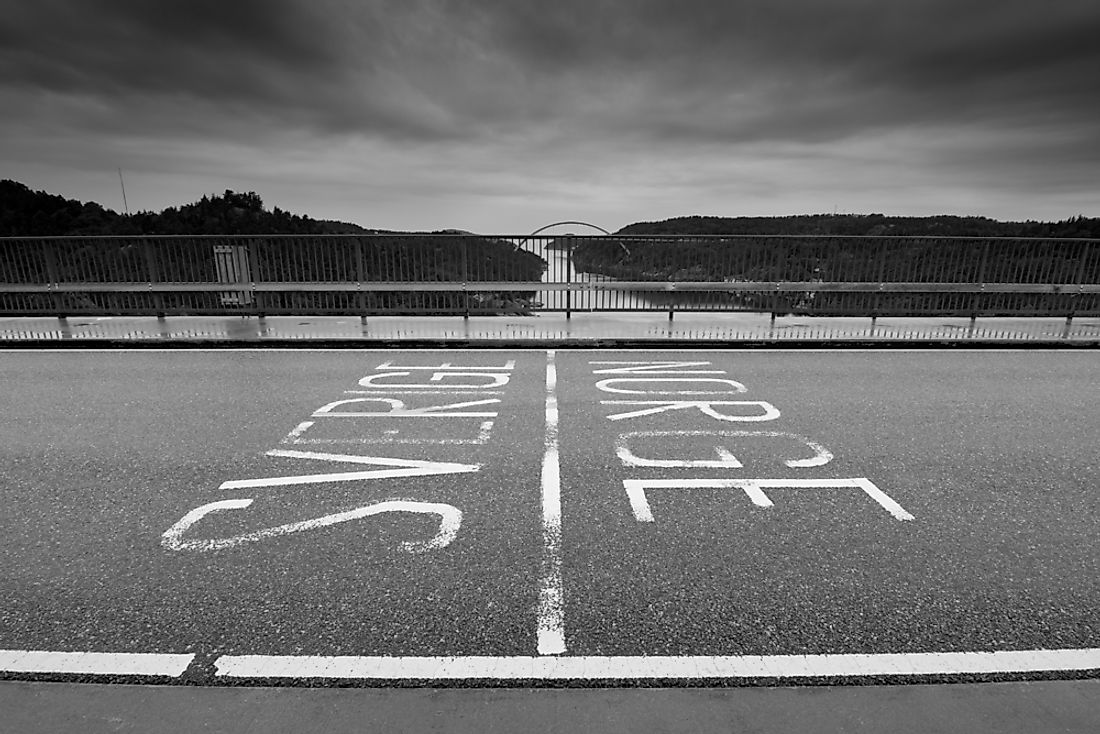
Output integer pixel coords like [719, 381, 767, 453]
[212, 244, 252, 306]
[1, 234, 1098, 320]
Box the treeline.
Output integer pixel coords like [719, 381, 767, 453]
[616, 213, 1100, 239]
[0, 180, 545, 315]
[572, 215, 1100, 316]
[0, 179, 369, 236]
[575, 212, 1100, 285]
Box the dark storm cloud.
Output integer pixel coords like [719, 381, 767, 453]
[0, 0, 464, 140]
[3, 0, 1098, 146]
[466, 0, 1100, 140]
[0, 0, 332, 96]
[3, 0, 1097, 228]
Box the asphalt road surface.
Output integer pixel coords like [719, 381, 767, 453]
[1, 348, 1097, 685]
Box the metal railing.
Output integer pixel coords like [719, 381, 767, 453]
[1, 234, 1097, 320]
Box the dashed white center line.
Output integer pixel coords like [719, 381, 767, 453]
[537, 349, 566, 655]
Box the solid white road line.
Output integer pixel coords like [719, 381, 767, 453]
[0, 650, 194, 676]
[6, 348, 1078, 354]
[5, 647, 1093, 679]
[213, 649, 1100, 680]
[537, 349, 566, 655]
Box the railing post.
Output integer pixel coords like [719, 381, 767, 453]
[565, 235, 573, 319]
[1064, 240, 1091, 338]
[666, 236, 674, 322]
[245, 238, 263, 317]
[354, 237, 367, 323]
[970, 239, 991, 331]
[42, 240, 64, 318]
[872, 238, 887, 327]
[462, 237, 469, 320]
[771, 238, 787, 324]
[142, 238, 165, 318]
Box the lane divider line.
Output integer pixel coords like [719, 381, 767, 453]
[5, 648, 1095, 680]
[537, 349, 566, 655]
[0, 650, 195, 676]
[212, 649, 1100, 680]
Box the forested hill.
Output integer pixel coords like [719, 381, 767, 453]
[7, 179, 1097, 239]
[0, 180, 545, 314]
[617, 214, 1100, 239]
[0, 180, 370, 236]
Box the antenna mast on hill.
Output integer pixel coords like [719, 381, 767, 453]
[117, 168, 130, 215]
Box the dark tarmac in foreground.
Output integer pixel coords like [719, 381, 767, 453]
[2, 343, 1097, 732]
[4, 679, 1099, 734]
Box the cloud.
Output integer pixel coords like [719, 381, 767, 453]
[4, 0, 1098, 144]
[1, 1, 328, 98]
[1, 0, 1097, 228]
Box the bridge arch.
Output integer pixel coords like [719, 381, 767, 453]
[525, 221, 611, 238]
[518, 220, 628, 255]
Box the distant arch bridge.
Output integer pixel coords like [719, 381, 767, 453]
[518, 221, 628, 254]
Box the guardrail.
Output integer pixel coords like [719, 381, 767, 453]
[1, 234, 1097, 321]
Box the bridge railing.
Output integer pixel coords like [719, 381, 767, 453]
[1, 234, 1097, 319]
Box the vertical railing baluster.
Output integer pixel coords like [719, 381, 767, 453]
[771, 238, 785, 325]
[355, 237, 366, 321]
[143, 237, 165, 318]
[1064, 240, 1091, 337]
[461, 236, 469, 319]
[43, 239, 64, 317]
[872, 238, 887, 323]
[565, 234, 573, 319]
[970, 239, 990, 328]
[246, 237, 262, 317]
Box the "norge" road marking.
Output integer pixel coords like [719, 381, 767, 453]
[623, 477, 915, 522]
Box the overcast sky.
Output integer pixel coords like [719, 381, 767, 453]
[2, 0, 1098, 232]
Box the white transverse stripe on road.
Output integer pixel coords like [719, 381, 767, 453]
[0, 650, 194, 676]
[213, 649, 1100, 680]
[537, 349, 566, 655]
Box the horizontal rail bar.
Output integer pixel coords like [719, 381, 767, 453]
[3, 282, 1098, 294]
[4, 234, 1098, 242]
